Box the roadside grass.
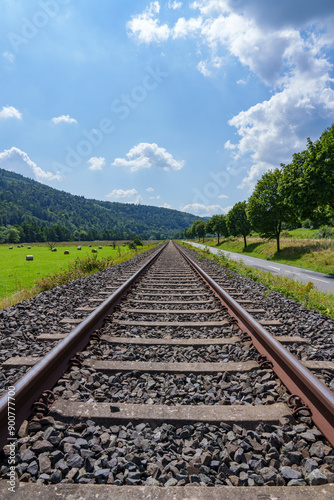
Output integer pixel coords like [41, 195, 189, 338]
[0, 242, 156, 309]
[287, 229, 318, 238]
[195, 236, 334, 275]
[181, 242, 334, 321]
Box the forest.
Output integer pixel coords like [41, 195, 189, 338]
[0, 168, 198, 242]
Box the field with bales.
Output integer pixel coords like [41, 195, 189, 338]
[0, 241, 156, 308]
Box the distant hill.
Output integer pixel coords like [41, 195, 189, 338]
[0, 168, 199, 241]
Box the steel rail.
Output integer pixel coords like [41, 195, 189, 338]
[0, 243, 167, 451]
[175, 242, 334, 447]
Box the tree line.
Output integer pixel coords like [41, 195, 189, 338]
[185, 124, 334, 253]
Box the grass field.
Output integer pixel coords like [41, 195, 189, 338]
[194, 235, 334, 275]
[0, 241, 155, 305]
[181, 242, 334, 320]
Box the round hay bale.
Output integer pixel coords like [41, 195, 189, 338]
[98, 246, 102, 249]
[9, 246, 13, 249]
[88, 245, 92, 247]
[27, 246, 31, 249]
[77, 246, 81, 250]
[92, 249, 97, 253]
[64, 250, 70, 255]
[26, 255, 33, 261]
[51, 248, 57, 252]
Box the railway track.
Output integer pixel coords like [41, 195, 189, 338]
[0, 241, 334, 499]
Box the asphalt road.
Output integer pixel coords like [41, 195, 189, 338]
[185, 241, 334, 295]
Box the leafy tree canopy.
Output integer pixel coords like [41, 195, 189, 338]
[247, 169, 296, 252]
[226, 201, 251, 248]
[280, 124, 334, 221]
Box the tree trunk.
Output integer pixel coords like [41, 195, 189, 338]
[217, 233, 220, 245]
[243, 234, 247, 248]
[276, 221, 281, 253]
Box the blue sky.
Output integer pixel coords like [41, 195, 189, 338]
[0, 0, 334, 216]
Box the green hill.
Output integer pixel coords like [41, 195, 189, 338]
[0, 168, 198, 241]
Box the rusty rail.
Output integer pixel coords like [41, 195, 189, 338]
[0, 243, 167, 451]
[175, 242, 334, 447]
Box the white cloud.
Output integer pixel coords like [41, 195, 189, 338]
[112, 143, 185, 172]
[217, 194, 228, 199]
[87, 157, 105, 171]
[181, 203, 230, 216]
[232, 64, 334, 189]
[173, 16, 203, 38]
[0, 147, 61, 181]
[160, 202, 172, 209]
[197, 60, 211, 77]
[224, 140, 236, 150]
[146, 187, 154, 192]
[149, 195, 161, 200]
[51, 114, 78, 125]
[3, 52, 14, 63]
[126, 1, 334, 189]
[0, 106, 22, 120]
[106, 188, 142, 204]
[127, 2, 171, 43]
[168, 1, 183, 9]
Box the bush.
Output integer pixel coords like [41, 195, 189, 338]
[133, 237, 143, 246]
[313, 226, 334, 239]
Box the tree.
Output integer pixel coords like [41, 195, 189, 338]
[191, 220, 204, 241]
[184, 227, 192, 239]
[205, 219, 214, 236]
[195, 221, 206, 242]
[210, 214, 228, 245]
[227, 202, 251, 248]
[2, 225, 21, 243]
[280, 124, 334, 221]
[247, 169, 295, 253]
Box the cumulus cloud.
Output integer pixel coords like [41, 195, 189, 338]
[106, 188, 142, 204]
[217, 194, 228, 199]
[0, 106, 22, 120]
[112, 143, 185, 172]
[127, 0, 334, 188]
[224, 140, 236, 150]
[149, 195, 161, 200]
[87, 157, 105, 171]
[0, 147, 61, 181]
[181, 203, 230, 216]
[173, 16, 203, 38]
[160, 202, 172, 209]
[146, 187, 154, 192]
[51, 114, 78, 125]
[127, 2, 171, 43]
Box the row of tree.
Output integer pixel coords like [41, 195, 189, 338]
[0, 221, 165, 244]
[185, 124, 334, 252]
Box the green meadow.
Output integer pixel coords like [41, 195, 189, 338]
[0, 242, 154, 306]
[196, 235, 334, 275]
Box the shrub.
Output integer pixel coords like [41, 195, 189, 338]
[313, 226, 334, 239]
